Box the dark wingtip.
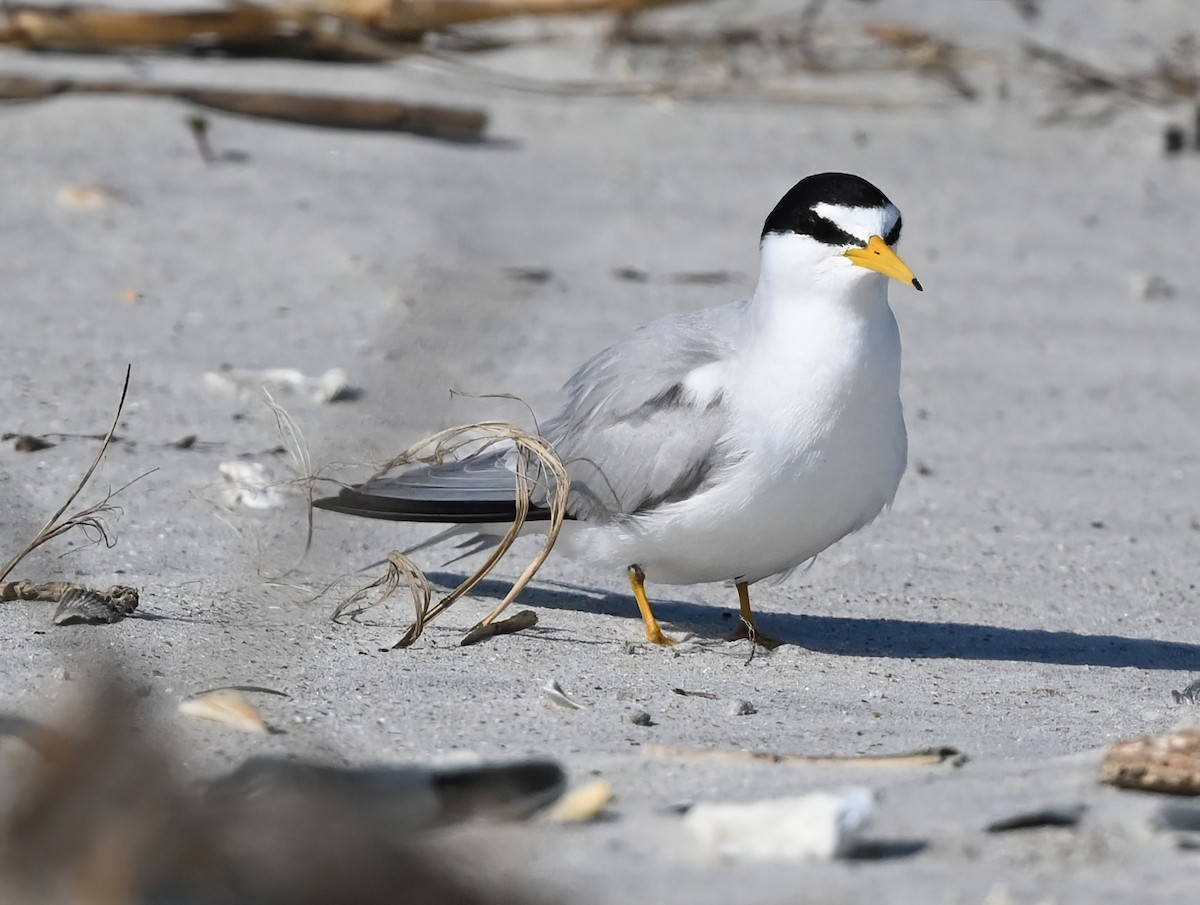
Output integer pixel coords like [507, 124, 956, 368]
[912, 277, 924, 292]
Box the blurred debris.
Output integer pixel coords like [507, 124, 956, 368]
[1173, 679, 1200, 706]
[0, 675, 560, 904]
[1002, 0, 1042, 20]
[545, 779, 613, 823]
[726, 699, 756, 716]
[1, 581, 139, 626]
[206, 366, 355, 404]
[864, 23, 977, 99]
[0, 74, 488, 141]
[1129, 273, 1178, 302]
[185, 113, 217, 163]
[1028, 38, 1200, 125]
[600, 9, 985, 105]
[627, 709, 654, 726]
[985, 803, 1086, 833]
[0, 0, 700, 58]
[1101, 730, 1200, 795]
[54, 183, 121, 211]
[219, 460, 287, 509]
[645, 744, 966, 767]
[178, 689, 269, 734]
[504, 267, 554, 284]
[9, 434, 54, 452]
[542, 679, 586, 710]
[684, 788, 876, 861]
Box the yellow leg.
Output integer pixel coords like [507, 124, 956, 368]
[727, 581, 783, 649]
[627, 565, 676, 647]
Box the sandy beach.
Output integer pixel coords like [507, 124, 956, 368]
[2, 0, 1200, 901]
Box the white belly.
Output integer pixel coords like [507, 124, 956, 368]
[567, 403, 905, 584]
[561, 292, 907, 586]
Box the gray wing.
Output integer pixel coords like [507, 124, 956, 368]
[315, 299, 747, 528]
[542, 299, 747, 521]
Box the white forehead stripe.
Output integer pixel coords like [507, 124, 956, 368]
[812, 202, 900, 243]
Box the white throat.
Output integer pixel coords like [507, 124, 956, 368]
[752, 232, 889, 312]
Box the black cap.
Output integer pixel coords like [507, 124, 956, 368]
[761, 173, 900, 247]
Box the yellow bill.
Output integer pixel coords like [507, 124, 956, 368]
[844, 235, 923, 291]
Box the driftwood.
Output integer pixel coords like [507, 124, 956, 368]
[0, 74, 487, 139]
[0, 0, 701, 59]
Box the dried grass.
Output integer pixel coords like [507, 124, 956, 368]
[325, 421, 570, 648]
[0, 366, 150, 587]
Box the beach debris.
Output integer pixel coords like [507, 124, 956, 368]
[1027, 39, 1200, 125]
[1101, 730, 1200, 795]
[645, 744, 966, 768]
[672, 687, 718, 700]
[206, 367, 354, 404]
[219, 460, 287, 509]
[1, 581, 138, 626]
[10, 434, 54, 452]
[1154, 800, 1200, 832]
[627, 709, 654, 726]
[54, 182, 120, 211]
[185, 114, 217, 164]
[178, 689, 269, 734]
[864, 23, 978, 100]
[1173, 679, 1200, 706]
[985, 803, 1087, 833]
[726, 699, 756, 716]
[546, 780, 613, 823]
[684, 788, 876, 861]
[0, 0, 700, 58]
[53, 585, 139, 625]
[542, 679, 585, 710]
[1128, 272, 1177, 302]
[0, 676, 561, 904]
[0, 72, 489, 140]
[460, 609, 538, 646]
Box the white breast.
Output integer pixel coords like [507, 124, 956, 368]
[572, 283, 907, 585]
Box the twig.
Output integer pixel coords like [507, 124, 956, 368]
[643, 744, 967, 768]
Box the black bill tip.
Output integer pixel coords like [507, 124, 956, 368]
[911, 277, 924, 292]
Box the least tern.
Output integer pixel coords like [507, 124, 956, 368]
[316, 172, 921, 647]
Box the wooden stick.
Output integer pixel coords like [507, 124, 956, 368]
[0, 74, 488, 140]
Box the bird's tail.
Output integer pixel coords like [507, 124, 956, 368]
[312, 449, 557, 525]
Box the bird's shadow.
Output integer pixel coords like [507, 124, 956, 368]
[427, 571, 1200, 670]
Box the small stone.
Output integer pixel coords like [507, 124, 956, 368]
[628, 710, 654, 726]
[728, 700, 757, 716]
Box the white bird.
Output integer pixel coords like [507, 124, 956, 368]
[315, 173, 922, 647]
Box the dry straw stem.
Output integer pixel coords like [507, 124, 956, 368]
[0, 366, 148, 585]
[331, 421, 570, 649]
[0, 0, 701, 58]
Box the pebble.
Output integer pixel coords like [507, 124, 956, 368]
[727, 700, 757, 716]
[628, 710, 654, 726]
